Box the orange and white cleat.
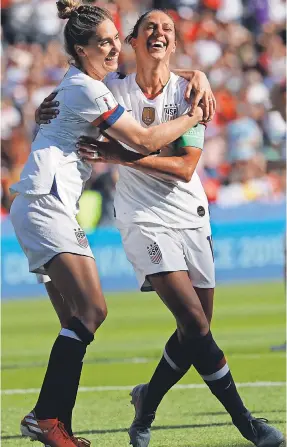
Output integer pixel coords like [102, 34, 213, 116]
[71, 435, 91, 446]
[20, 411, 76, 446]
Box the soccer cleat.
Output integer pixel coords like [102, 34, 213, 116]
[71, 435, 91, 446]
[20, 411, 76, 446]
[44, 424, 91, 446]
[233, 412, 285, 447]
[128, 384, 155, 447]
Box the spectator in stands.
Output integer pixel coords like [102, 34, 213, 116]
[1, 0, 286, 223]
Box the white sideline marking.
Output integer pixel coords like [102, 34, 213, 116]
[1, 382, 285, 396]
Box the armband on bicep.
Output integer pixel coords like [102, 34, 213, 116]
[175, 123, 206, 150]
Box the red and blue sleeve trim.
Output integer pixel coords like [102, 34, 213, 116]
[96, 104, 125, 131]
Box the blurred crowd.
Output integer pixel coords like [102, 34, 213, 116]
[1, 0, 286, 228]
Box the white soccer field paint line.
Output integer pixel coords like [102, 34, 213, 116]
[1, 382, 285, 396]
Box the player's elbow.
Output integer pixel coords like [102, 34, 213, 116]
[139, 144, 154, 155]
[140, 139, 158, 154]
[134, 136, 155, 155]
[179, 167, 195, 183]
[179, 173, 191, 183]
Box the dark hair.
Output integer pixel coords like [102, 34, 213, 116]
[56, 0, 113, 64]
[125, 9, 176, 45]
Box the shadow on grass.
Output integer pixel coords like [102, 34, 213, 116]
[182, 445, 251, 447]
[194, 410, 286, 416]
[1, 419, 285, 440]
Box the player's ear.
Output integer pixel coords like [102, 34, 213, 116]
[130, 37, 137, 51]
[75, 45, 86, 57]
[171, 39, 177, 54]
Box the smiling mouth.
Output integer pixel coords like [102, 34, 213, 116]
[105, 55, 118, 62]
[147, 40, 167, 50]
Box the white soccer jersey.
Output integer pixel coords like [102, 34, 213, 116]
[105, 72, 209, 229]
[11, 65, 124, 215]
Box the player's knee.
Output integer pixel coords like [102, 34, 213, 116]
[56, 308, 73, 328]
[67, 316, 95, 345]
[83, 301, 108, 332]
[181, 322, 210, 339]
[59, 315, 70, 328]
[93, 302, 108, 328]
[178, 309, 209, 339]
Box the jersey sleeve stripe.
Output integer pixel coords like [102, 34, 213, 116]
[92, 104, 125, 130]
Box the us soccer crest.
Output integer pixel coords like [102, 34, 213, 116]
[74, 228, 89, 248]
[142, 107, 155, 126]
[163, 104, 178, 121]
[147, 242, 162, 264]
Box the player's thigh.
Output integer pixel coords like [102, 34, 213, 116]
[46, 253, 107, 333]
[119, 224, 187, 292]
[46, 282, 73, 328]
[194, 287, 214, 324]
[148, 270, 209, 337]
[36, 273, 71, 327]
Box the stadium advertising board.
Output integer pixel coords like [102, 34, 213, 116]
[2, 202, 285, 299]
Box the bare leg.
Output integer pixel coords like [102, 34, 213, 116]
[46, 253, 107, 333]
[148, 271, 209, 337]
[45, 281, 72, 328]
[194, 286, 214, 325]
[33, 253, 107, 425]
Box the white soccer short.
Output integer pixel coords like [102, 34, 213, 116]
[36, 273, 51, 283]
[119, 221, 215, 291]
[10, 194, 94, 275]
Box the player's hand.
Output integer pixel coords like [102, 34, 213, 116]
[77, 136, 126, 165]
[35, 92, 59, 125]
[191, 105, 204, 123]
[185, 71, 216, 122]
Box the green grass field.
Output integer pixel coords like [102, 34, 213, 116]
[1, 282, 286, 446]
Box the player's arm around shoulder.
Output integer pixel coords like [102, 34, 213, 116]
[173, 70, 216, 122]
[118, 122, 206, 183]
[77, 125, 205, 184]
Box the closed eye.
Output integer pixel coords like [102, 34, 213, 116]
[101, 34, 120, 46]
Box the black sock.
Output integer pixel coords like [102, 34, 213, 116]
[142, 330, 248, 420]
[34, 335, 87, 420]
[207, 372, 249, 422]
[58, 361, 83, 436]
[142, 331, 191, 414]
[192, 331, 248, 420]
